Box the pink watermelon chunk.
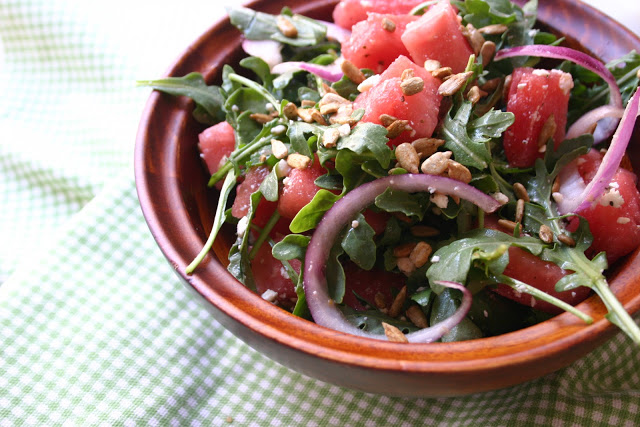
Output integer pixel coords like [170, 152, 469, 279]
[503, 67, 573, 168]
[353, 55, 442, 146]
[277, 156, 327, 220]
[198, 121, 235, 175]
[401, 0, 474, 74]
[342, 13, 419, 74]
[332, 0, 425, 30]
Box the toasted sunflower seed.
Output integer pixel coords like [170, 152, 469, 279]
[395, 143, 420, 174]
[276, 15, 298, 38]
[405, 305, 429, 329]
[401, 76, 425, 96]
[438, 71, 474, 96]
[412, 137, 445, 159]
[341, 60, 366, 84]
[539, 224, 554, 244]
[478, 23, 508, 35]
[389, 286, 408, 318]
[382, 322, 408, 343]
[381, 17, 396, 32]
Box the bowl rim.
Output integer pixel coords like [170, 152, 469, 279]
[135, 0, 640, 380]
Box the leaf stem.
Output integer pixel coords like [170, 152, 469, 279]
[248, 211, 282, 260]
[494, 274, 593, 324]
[228, 73, 280, 113]
[186, 169, 237, 274]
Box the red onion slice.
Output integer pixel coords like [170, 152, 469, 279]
[566, 105, 624, 140]
[271, 60, 344, 82]
[241, 39, 283, 69]
[316, 19, 352, 43]
[494, 45, 623, 143]
[303, 174, 501, 343]
[558, 87, 640, 214]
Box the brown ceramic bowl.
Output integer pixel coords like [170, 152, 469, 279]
[135, 0, 640, 396]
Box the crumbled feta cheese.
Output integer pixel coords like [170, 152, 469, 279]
[491, 192, 509, 205]
[261, 289, 279, 302]
[275, 159, 291, 178]
[338, 123, 351, 136]
[236, 216, 249, 238]
[599, 188, 624, 208]
[231, 104, 239, 112]
[552, 192, 564, 203]
[351, 220, 359, 228]
[431, 255, 440, 263]
[357, 74, 381, 92]
[532, 69, 550, 77]
[271, 139, 288, 159]
[270, 124, 286, 135]
[265, 102, 275, 112]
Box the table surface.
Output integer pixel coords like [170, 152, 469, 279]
[1, 0, 640, 426]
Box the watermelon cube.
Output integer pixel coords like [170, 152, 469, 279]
[503, 67, 573, 168]
[401, 0, 474, 74]
[342, 13, 418, 74]
[354, 55, 442, 145]
[332, 0, 425, 30]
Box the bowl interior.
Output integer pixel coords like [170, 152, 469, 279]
[135, 0, 640, 396]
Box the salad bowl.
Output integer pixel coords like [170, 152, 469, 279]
[135, 0, 640, 396]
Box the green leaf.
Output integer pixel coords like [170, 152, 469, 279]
[430, 288, 484, 342]
[468, 108, 515, 140]
[340, 306, 418, 334]
[326, 244, 346, 303]
[228, 6, 326, 47]
[441, 102, 491, 170]
[337, 122, 391, 168]
[289, 189, 342, 233]
[137, 72, 226, 125]
[286, 121, 320, 159]
[240, 56, 273, 88]
[374, 188, 430, 220]
[272, 234, 310, 261]
[426, 228, 545, 287]
[341, 213, 376, 270]
[259, 167, 280, 202]
[314, 173, 343, 191]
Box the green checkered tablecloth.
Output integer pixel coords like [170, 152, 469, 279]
[2, 0, 640, 425]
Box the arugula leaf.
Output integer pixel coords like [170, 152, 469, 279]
[430, 288, 484, 342]
[240, 56, 273, 89]
[228, 6, 326, 47]
[468, 108, 515, 141]
[289, 189, 342, 233]
[137, 72, 226, 125]
[272, 234, 310, 261]
[341, 213, 376, 270]
[375, 188, 430, 221]
[337, 123, 391, 168]
[340, 306, 419, 334]
[525, 157, 640, 343]
[314, 173, 343, 191]
[441, 102, 492, 170]
[287, 121, 321, 159]
[326, 243, 346, 303]
[426, 228, 545, 287]
[454, 0, 521, 28]
[259, 167, 280, 202]
[227, 187, 260, 291]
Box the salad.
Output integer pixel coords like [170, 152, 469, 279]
[139, 0, 640, 344]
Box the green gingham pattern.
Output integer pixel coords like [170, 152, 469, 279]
[1, 0, 640, 425]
